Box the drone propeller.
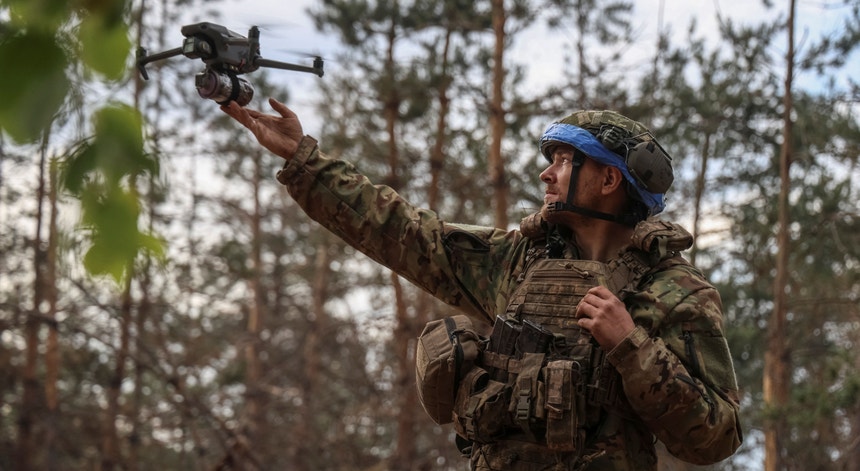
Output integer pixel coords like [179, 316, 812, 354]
[256, 56, 324, 77]
[274, 48, 330, 61]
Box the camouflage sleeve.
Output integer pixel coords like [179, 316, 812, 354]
[605, 263, 743, 465]
[274, 136, 527, 326]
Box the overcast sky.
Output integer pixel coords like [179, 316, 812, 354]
[169, 0, 855, 137]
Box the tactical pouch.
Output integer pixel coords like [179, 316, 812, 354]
[452, 367, 511, 443]
[512, 352, 545, 440]
[415, 315, 483, 425]
[543, 359, 586, 452]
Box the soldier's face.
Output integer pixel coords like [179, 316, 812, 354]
[539, 145, 602, 210]
[540, 145, 576, 206]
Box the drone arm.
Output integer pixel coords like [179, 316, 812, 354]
[256, 57, 324, 77]
[136, 46, 184, 80]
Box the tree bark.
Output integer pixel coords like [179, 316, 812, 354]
[690, 131, 712, 265]
[102, 275, 133, 471]
[489, 0, 508, 229]
[764, 1, 795, 470]
[44, 157, 60, 470]
[849, 343, 860, 471]
[428, 29, 451, 212]
[391, 272, 420, 470]
[296, 236, 332, 470]
[383, 1, 401, 191]
[17, 128, 53, 471]
[242, 150, 266, 470]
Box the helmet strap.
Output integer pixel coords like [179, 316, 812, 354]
[549, 150, 639, 227]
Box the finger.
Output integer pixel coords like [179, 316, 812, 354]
[577, 317, 592, 332]
[581, 292, 599, 308]
[219, 102, 237, 118]
[221, 102, 253, 127]
[575, 300, 591, 318]
[587, 285, 612, 298]
[268, 98, 296, 119]
[244, 108, 267, 119]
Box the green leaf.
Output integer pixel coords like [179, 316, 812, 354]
[4, 0, 70, 30]
[91, 104, 151, 184]
[78, 14, 131, 79]
[62, 103, 164, 282]
[79, 185, 164, 282]
[62, 141, 98, 195]
[82, 237, 129, 282]
[80, 187, 139, 281]
[62, 104, 152, 194]
[0, 29, 70, 143]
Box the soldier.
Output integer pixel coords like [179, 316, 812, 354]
[222, 98, 742, 470]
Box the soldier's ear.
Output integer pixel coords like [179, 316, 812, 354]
[601, 166, 625, 194]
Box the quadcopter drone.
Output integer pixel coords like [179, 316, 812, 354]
[136, 22, 324, 106]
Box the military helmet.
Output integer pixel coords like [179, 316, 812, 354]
[548, 110, 651, 147]
[539, 110, 674, 216]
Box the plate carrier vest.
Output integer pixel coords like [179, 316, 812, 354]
[447, 214, 693, 462]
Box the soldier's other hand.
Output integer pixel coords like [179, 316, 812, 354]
[221, 98, 303, 160]
[575, 285, 635, 350]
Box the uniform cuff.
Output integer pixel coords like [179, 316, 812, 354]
[276, 135, 318, 185]
[606, 325, 650, 366]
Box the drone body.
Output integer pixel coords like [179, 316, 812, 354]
[137, 22, 324, 106]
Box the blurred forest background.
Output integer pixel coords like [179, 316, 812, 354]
[1, 0, 859, 470]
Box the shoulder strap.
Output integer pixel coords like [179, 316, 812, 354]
[631, 219, 693, 259]
[608, 219, 694, 298]
[518, 214, 694, 297]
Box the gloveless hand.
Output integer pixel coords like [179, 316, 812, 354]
[575, 285, 636, 350]
[221, 98, 303, 160]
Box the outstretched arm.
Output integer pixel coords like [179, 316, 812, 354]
[222, 98, 519, 323]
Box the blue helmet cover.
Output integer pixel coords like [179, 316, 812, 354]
[539, 122, 665, 215]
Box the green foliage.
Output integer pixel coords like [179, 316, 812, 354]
[62, 104, 164, 282]
[0, 0, 164, 283]
[0, 0, 132, 142]
[0, 29, 69, 143]
[78, 13, 131, 79]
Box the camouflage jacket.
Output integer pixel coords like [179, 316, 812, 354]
[275, 137, 742, 469]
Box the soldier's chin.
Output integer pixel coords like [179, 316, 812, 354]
[541, 203, 565, 225]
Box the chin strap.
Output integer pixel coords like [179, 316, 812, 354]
[554, 151, 638, 227]
[545, 202, 639, 227]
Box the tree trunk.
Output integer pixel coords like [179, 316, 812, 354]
[849, 344, 860, 471]
[17, 317, 39, 471]
[428, 29, 451, 212]
[127, 5, 148, 468]
[489, 0, 508, 228]
[18, 129, 52, 471]
[242, 150, 266, 470]
[44, 157, 60, 470]
[764, 1, 795, 470]
[16, 303, 39, 471]
[128, 267, 149, 471]
[391, 273, 419, 470]
[296, 236, 333, 470]
[575, 1, 588, 104]
[383, 1, 401, 191]
[102, 276, 133, 471]
[690, 131, 712, 265]
[374, 3, 421, 468]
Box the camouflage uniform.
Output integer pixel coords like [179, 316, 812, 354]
[275, 136, 742, 470]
